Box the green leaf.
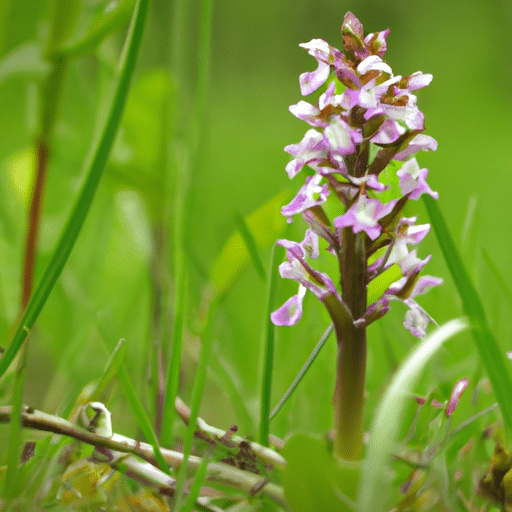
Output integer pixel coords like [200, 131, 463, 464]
[282, 433, 359, 512]
[358, 318, 468, 512]
[208, 191, 291, 296]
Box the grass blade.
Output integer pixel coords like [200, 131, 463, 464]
[270, 323, 333, 421]
[180, 456, 209, 512]
[118, 365, 170, 475]
[173, 298, 219, 509]
[259, 243, 282, 446]
[160, 257, 186, 449]
[358, 318, 468, 512]
[233, 211, 266, 281]
[423, 195, 512, 435]
[481, 247, 512, 307]
[0, 0, 149, 378]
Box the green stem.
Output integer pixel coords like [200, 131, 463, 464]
[334, 228, 367, 460]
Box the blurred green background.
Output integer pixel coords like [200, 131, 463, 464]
[0, 0, 511, 443]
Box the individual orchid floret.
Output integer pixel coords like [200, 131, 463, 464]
[398, 249, 432, 276]
[365, 273, 442, 337]
[445, 378, 470, 417]
[397, 158, 439, 200]
[334, 195, 396, 240]
[272, 230, 342, 326]
[394, 134, 437, 160]
[396, 71, 433, 91]
[298, 39, 343, 95]
[403, 300, 432, 338]
[384, 217, 430, 266]
[281, 174, 330, 218]
[284, 129, 327, 178]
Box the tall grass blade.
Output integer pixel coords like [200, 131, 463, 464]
[160, 258, 186, 449]
[358, 318, 468, 512]
[259, 243, 282, 446]
[0, 0, 149, 378]
[423, 195, 512, 435]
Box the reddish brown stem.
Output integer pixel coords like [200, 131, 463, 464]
[21, 139, 49, 311]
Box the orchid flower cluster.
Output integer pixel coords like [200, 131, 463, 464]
[271, 12, 441, 338]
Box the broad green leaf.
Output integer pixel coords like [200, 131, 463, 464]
[359, 318, 468, 512]
[282, 433, 359, 512]
[209, 190, 291, 296]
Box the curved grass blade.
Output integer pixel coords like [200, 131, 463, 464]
[358, 318, 468, 512]
[423, 195, 512, 435]
[0, 0, 149, 379]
